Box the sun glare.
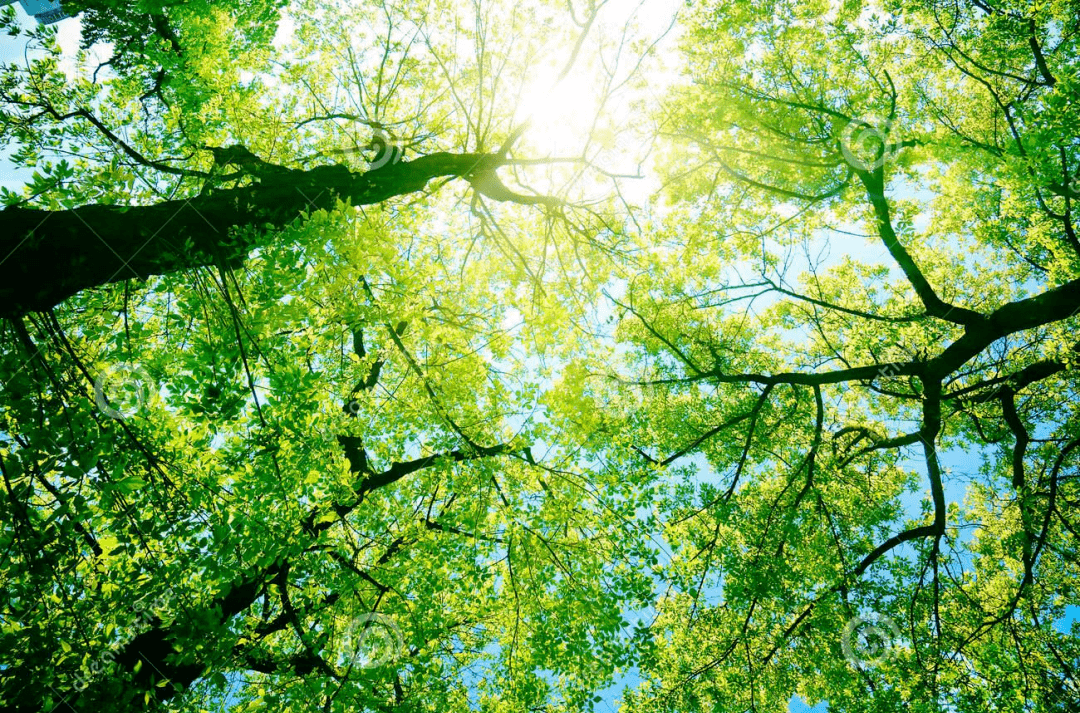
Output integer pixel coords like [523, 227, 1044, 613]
[508, 0, 682, 202]
[515, 67, 603, 157]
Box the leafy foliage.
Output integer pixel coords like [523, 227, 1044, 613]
[0, 1, 1078, 712]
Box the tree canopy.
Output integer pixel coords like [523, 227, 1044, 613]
[0, 1, 1078, 712]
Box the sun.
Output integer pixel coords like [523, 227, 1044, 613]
[506, 0, 682, 200]
[514, 65, 604, 158]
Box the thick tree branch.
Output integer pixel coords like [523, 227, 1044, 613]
[0, 152, 546, 317]
[859, 170, 984, 325]
[999, 389, 1030, 489]
[929, 277, 1080, 378]
[622, 359, 923, 388]
[944, 351, 1073, 402]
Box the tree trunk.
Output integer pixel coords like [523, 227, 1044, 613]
[0, 153, 499, 317]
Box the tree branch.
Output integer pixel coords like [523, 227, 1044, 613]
[0, 152, 556, 317]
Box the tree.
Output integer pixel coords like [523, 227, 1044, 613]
[0, 1, 662, 711]
[586, 1, 1079, 711]
[1, 1, 1078, 712]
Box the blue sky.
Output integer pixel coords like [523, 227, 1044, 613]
[0, 2, 83, 192]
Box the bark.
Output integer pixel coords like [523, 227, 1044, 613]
[0, 153, 502, 317]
